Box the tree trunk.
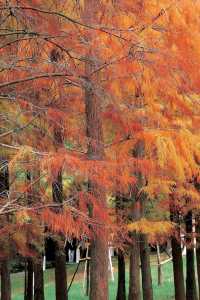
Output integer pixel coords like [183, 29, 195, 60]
[140, 234, 153, 300]
[170, 195, 186, 300]
[171, 235, 186, 300]
[196, 215, 200, 299]
[185, 211, 198, 300]
[34, 258, 44, 300]
[52, 172, 68, 300]
[116, 249, 126, 300]
[129, 186, 142, 300]
[24, 259, 34, 300]
[82, 2, 108, 300]
[128, 233, 141, 300]
[1, 260, 11, 300]
[86, 258, 90, 296]
[138, 172, 153, 300]
[52, 127, 68, 300]
[55, 247, 67, 300]
[0, 160, 11, 300]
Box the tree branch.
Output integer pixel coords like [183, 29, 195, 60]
[0, 73, 80, 89]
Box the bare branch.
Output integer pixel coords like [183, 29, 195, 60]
[0, 72, 80, 89]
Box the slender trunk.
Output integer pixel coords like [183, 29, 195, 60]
[52, 127, 68, 300]
[185, 211, 197, 300]
[25, 173, 34, 300]
[82, 2, 108, 300]
[1, 261, 11, 300]
[171, 235, 185, 300]
[24, 260, 27, 300]
[129, 186, 142, 300]
[128, 233, 141, 300]
[139, 179, 153, 300]
[24, 259, 34, 300]
[0, 160, 11, 300]
[86, 258, 90, 296]
[170, 195, 186, 300]
[116, 249, 126, 300]
[196, 215, 200, 299]
[26, 167, 45, 300]
[34, 258, 44, 300]
[140, 234, 153, 300]
[55, 247, 67, 300]
[52, 172, 68, 300]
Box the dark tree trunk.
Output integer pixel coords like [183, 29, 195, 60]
[1, 260, 11, 300]
[34, 258, 44, 300]
[170, 195, 186, 300]
[129, 177, 142, 300]
[140, 233, 153, 300]
[86, 258, 90, 296]
[0, 160, 11, 300]
[52, 172, 68, 300]
[171, 236, 186, 300]
[185, 211, 197, 300]
[24, 259, 34, 300]
[196, 215, 200, 299]
[25, 168, 45, 300]
[55, 247, 67, 300]
[139, 192, 153, 300]
[52, 127, 68, 300]
[116, 249, 126, 300]
[128, 233, 141, 300]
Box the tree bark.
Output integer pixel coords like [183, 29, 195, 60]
[24, 259, 34, 300]
[129, 177, 142, 300]
[128, 233, 141, 300]
[139, 192, 153, 300]
[86, 258, 90, 296]
[140, 233, 153, 300]
[171, 235, 186, 300]
[82, 2, 108, 300]
[185, 211, 198, 300]
[196, 215, 200, 299]
[170, 195, 186, 300]
[55, 247, 67, 300]
[116, 249, 126, 300]
[1, 260, 11, 300]
[52, 172, 68, 300]
[34, 258, 45, 300]
[52, 127, 68, 300]
[0, 160, 11, 300]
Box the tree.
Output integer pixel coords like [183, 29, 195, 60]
[185, 211, 198, 300]
[196, 214, 200, 299]
[1, 260, 11, 300]
[2, 2, 200, 300]
[52, 127, 68, 300]
[170, 202, 186, 300]
[116, 249, 126, 300]
[128, 200, 141, 300]
[83, 7, 109, 298]
[24, 259, 34, 300]
[34, 258, 45, 300]
[0, 159, 11, 300]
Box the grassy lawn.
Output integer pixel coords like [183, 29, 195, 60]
[12, 255, 175, 300]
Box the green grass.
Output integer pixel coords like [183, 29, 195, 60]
[12, 256, 175, 300]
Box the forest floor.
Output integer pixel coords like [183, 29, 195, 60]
[11, 254, 177, 300]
